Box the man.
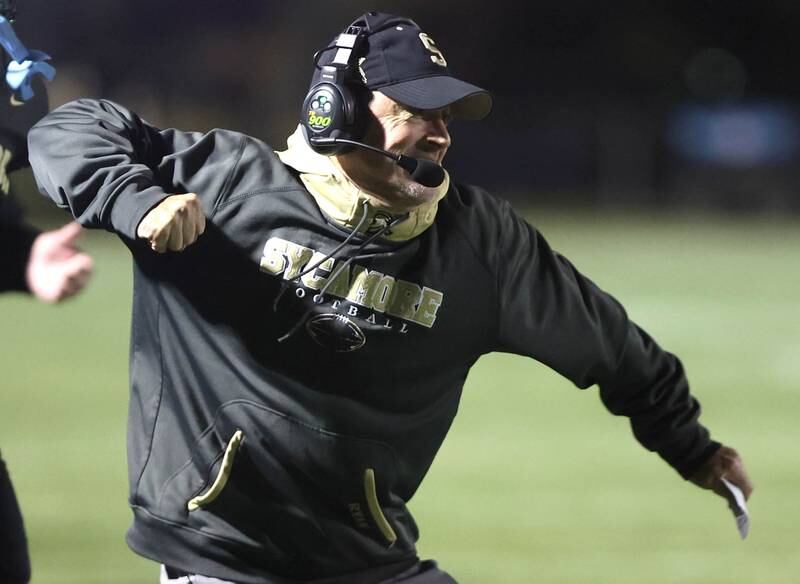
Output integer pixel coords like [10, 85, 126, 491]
[1, 3, 93, 582]
[28, 12, 752, 584]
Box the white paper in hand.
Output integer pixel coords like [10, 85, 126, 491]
[721, 477, 749, 539]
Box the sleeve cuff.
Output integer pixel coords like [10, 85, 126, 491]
[107, 185, 171, 241]
[674, 440, 722, 480]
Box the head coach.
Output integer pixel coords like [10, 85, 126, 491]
[27, 11, 752, 584]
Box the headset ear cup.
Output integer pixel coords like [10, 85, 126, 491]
[302, 82, 352, 155]
[302, 78, 374, 156]
[304, 22, 371, 155]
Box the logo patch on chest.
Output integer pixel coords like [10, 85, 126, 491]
[261, 237, 444, 328]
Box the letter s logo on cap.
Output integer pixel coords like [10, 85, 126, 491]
[419, 33, 447, 67]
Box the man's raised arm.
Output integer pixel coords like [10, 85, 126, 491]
[28, 99, 217, 251]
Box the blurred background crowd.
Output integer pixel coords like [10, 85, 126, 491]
[14, 0, 800, 215]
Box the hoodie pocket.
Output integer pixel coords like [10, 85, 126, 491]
[156, 400, 414, 556]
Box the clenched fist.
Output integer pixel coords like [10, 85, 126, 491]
[136, 193, 206, 253]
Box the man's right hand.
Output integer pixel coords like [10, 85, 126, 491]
[136, 193, 206, 253]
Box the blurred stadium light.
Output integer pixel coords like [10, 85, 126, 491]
[668, 102, 799, 167]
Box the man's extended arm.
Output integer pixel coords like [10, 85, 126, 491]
[488, 197, 752, 501]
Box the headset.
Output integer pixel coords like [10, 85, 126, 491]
[299, 15, 446, 189]
[300, 17, 372, 156]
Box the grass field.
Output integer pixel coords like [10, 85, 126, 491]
[1, 208, 798, 583]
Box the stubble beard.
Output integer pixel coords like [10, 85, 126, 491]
[383, 172, 438, 212]
[353, 159, 436, 212]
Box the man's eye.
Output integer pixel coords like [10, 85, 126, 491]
[412, 109, 450, 124]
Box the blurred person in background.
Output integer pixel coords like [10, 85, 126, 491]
[28, 11, 751, 584]
[1, 2, 93, 582]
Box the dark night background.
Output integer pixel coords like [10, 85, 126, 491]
[12, 0, 800, 213]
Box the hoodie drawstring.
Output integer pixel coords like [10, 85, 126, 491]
[275, 203, 409, 344]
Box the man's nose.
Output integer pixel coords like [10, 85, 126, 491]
[426, 119, 451, 149]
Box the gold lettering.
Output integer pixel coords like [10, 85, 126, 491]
[324, 263, 351, 298]
[259, 237, 288, 275]
[283, 242, 315, 280]
[347, 265, 383, 307]
[411, 287, 444, 328]
[0, 146, 11, 195]
[260, 238, 316, 280]
[300, 252, 333, 290]
[371, 275, 396, 313]
[387, 280, 423, 321]
[260, 237, 445, 329]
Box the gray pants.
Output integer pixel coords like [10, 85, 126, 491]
[159, 560, 458, 583]
[160, 565, 233, 584]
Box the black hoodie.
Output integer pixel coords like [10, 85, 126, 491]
[28, 99, 719, 583]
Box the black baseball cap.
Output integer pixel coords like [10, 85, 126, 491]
[312, 12, 492, 121]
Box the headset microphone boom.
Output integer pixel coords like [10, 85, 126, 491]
[308, 135, 445, 188]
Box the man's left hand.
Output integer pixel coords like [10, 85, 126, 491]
[689, 445, 753, 502]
